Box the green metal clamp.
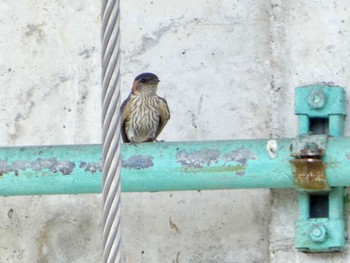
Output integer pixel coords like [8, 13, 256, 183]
[293, 85, 346, 252]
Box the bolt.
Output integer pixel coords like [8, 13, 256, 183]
[308, 89, 326, 109]
[309, 224, 327, 243]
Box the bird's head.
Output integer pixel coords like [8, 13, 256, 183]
[132, 72, 160, 96]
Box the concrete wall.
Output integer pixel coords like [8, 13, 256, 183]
[0, 0, 349, 262]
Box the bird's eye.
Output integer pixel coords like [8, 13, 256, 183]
[140, 79, 146, 83]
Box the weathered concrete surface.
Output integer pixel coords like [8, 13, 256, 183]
[0, 195, 103, 263]
[122, 190, 269, 263]
[0, 0, 349, 262]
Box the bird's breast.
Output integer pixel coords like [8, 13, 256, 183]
[127, 96, 160, 140]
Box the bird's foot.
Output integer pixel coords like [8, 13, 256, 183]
[129, 139, 138, 147]
[150, 137, 164, 143]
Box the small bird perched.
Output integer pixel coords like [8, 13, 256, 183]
[120, 72, 170, 144]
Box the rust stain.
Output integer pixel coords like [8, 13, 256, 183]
[122, 155, 154, 169]
[169, 217, 180, 233]
[290, 142, 328, 190]
[290, 159, 328, 190]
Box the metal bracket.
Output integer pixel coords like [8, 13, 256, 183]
[294, 85, 346, 252]
[290, 134, 329, 191]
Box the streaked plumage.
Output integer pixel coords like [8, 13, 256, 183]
[120, 72, 170, 143]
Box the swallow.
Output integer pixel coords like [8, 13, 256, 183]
[120, 72, 170, 144]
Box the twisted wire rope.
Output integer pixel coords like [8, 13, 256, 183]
[101, 0, 122, 262]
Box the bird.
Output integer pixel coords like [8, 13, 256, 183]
[120, 72, 170, 144]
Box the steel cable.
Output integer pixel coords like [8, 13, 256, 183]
[101, 0, 122, 262]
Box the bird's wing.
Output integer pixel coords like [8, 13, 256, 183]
[155, 97, 170, 139]
[120, 97, 131, 143]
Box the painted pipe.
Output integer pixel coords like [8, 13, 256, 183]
[0, 138, 349, 195]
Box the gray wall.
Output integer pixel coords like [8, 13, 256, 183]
[0, 0, 349, 262]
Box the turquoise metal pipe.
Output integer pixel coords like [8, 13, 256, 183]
[0, 138, 350, 195]
[0, 145, 102, 196]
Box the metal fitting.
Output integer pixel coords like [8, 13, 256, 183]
[290, 134, 329, 191]
[309, 224, 328, 243]
[308, 89, 326, 109]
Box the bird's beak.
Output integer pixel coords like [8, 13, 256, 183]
[151, 78, 160, 84]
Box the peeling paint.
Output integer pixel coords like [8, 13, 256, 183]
[223, 148, 257, 165]
[122, 155, 154, 169]
[176, 149, 220, 168]
[266, 140, 277, 159]
[181, 165, 245, 174]
[176, 148, 256, 176]
[346, 152, 350, 160]
[0, 158, 75, 176]
[80, 161, 102, 173]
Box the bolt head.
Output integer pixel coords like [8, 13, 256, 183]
[309, 224, 327, 243]
[308, 89, 326, 109]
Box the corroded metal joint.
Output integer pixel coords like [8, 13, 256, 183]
[290, 134, 329, 191]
